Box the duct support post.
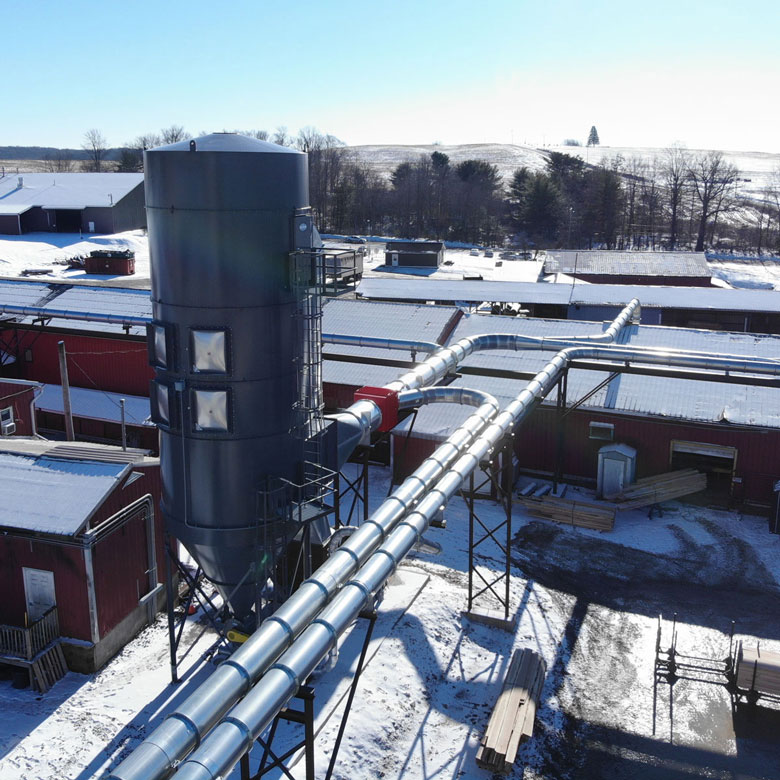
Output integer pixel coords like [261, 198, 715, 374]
[164, 535, 232, 684]
[464, 434, 516, 630]
[236, 608, 378, 780]
[553, 369, 568, 493]
[335, 443, 371, 529]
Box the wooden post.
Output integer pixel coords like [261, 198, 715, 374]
[57, 341, 75, 441]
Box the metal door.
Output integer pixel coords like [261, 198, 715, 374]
[23, 567, 56, 621]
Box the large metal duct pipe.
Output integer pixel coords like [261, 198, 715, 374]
[144, 133, 313, 621]
[167, 338, 780, 780]
[322, 333, 441, 354]
[0, 304, 150, 329]
[109, 301, 639, 780]
[107, 389, 499, 780]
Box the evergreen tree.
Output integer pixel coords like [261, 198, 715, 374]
[587, 126, 600, 146]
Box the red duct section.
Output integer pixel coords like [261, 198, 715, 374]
[354, 386, 399, 431]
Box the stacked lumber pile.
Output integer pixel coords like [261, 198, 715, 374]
[516, 495, 615, 531]
[476, 649, 546, 774]
[736, 642, 780, 695]
[606, 469, 706, 509]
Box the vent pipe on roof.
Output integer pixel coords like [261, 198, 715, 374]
[17, 176, 23, 188]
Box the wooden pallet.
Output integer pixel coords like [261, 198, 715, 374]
[736, 642, 780, 696]
[30, 643, 68, 692]
[516, 494, 615, 531]
[476, 648, 546, 774]
[606, 469, 706, 509]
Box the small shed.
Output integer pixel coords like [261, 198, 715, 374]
[85, 249, 135, 276]
[597, 443, 637, 498]
[0, 440, 163, 673]
[385, 241, 444, 268]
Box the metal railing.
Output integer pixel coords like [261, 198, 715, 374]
[0, 605, 60, 660]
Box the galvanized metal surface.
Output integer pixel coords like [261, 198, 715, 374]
[544, 250, 710, 277]
[145, 133, 310, 620]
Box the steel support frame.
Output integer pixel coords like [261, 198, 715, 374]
[164, 534, 231, 684]
[238, 608, 378, 780]
[334, 444, 370, 528]
[465, 434, 515, 624]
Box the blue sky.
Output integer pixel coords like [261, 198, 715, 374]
[4, 0, 779, 152]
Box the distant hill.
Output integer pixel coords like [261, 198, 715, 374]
[345, 143, 780, 199]
[0, 146, 124, 162]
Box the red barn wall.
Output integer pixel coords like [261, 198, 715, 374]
[7, 327, 152, 396]
[0, 536, 91, 640]
[393, 406, 780, 505]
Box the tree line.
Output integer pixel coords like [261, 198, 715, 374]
[70, 127, 780, 254]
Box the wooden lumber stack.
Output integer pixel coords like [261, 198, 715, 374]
[477, 648, 546, 774]
[736, 642, 780, 695]
[606, 469, 707, 509]
[516, 494, 615, 531]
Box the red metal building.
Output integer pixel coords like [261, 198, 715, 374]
[0, 440, 163, 674]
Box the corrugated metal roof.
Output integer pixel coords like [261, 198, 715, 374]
[323, 361, 406, 389]
[545, 251, 711, 277]
[359, 278, 780, 314]
[36, 384, 153, 426]
[388, 313, 780, 437]
[570, 284, 780, 312]
[323, 298, 460, 362]
[0, 173, 144, 212]
[0, 451, 128, 535]
[357, 278, 572, 305]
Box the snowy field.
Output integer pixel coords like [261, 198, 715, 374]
[2, 463, 779, 780]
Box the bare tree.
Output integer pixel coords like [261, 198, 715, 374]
[160, 125, 188, 144]
[43, 152, 74, 172]
[662, 145, 689, 249]
[272, 126, 291, 147]
[82, 128, 108, 172]
[687, 151, 738, 252]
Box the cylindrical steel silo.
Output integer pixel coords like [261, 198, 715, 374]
[144, 133, 314, 621]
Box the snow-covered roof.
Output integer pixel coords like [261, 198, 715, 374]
[0, 450, 129, 535]
[322, 298, 460, 362]
[391, 313, 780, 437]
[36, 384, 153, 426]
[0, 173, 144, 215]
[0, 279, 151, 335]
[545, 251, 711, 277]
[357, 277, 780, 313]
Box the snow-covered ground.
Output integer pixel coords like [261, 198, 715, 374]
[708, 255, 780, 291]
[0, 231, 150, 284]
[2, 463, 779, 780]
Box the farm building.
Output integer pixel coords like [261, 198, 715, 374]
[35, 384, 156, 450]
[0, 172, 145, 235]
[3, 280, 780, 509]
[0, 439, 163, 677]
[544, 250, 714, 286]
[322, 303, 780, 510]
[384, 240, 445, 268]
[356, 278, 780, 334]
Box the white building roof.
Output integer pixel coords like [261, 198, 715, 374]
[0, 173, 143, 215]
[0, 450, 129, 535]
[36, 384, 153, 426]
[544, 250, 711, 278]
[358, 278, 780, 314]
